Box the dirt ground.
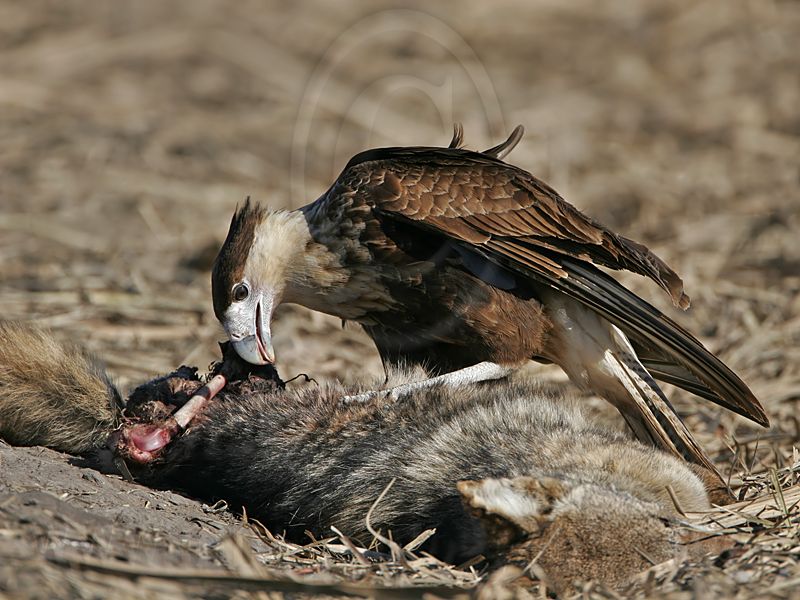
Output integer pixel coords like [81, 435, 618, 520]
[1, 0, 799, 598]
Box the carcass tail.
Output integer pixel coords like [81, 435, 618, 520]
[0, 321, 122, 454]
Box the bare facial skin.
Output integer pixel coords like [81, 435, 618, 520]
[223, 285, 276, 365]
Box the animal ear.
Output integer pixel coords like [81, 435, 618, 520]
[457, 476, 568, 542]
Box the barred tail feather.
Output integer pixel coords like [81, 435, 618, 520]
[602, 325, 722, 481]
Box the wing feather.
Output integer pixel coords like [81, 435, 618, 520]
[519, 252, 768, 425]
[334, 145, 766, 425]
[354, 149, 690, 309]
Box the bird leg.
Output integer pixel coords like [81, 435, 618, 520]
[340, 361, 514, 405]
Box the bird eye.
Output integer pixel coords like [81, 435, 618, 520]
[232, 283, 249, 302]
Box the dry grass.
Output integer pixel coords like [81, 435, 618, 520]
[1, 0, 799, 597]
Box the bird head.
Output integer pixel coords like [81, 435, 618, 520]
[211, 199, 316, 365]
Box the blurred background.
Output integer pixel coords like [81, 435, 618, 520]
[1, 0, 798, 467]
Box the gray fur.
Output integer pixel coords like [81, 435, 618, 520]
[0, 323, 712, 590]
[157, 373, 708, 563]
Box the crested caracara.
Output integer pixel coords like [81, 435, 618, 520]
[211, 125, 767, 473]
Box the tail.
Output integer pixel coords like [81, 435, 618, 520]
[543, 295, 724, 481]
[549, 258, 767, 427]
[0, 322, 121, 454]
[600, 324, 722, 479]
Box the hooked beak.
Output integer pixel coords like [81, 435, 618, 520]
[229, 295, 276, 365]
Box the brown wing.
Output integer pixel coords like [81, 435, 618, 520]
[334, 146, 767, 426]
[348, 147, 690, 309]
